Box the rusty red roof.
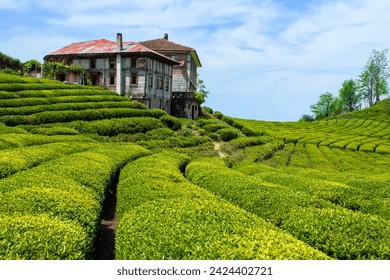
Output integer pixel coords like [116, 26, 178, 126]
[46, 39, 179, 65]
[139, 38, 196, 52]
[139, 37, 202, 67]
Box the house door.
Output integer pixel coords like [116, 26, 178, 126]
[91, 73, 100, 86]
[191, 105, 195, 120]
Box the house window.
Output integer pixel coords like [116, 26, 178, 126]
[165, 77, 169, 91]
[91, 59, 96, 69]
[131, 72, 138, 86]
[131, 58, 137, 69]
[109, 58, 115, 69]
[148, 74, 153, 88]
[109, 74, 115, 85]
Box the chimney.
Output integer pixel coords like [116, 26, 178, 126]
[117, 33, 123, 51]
[164, 33, 168, 40]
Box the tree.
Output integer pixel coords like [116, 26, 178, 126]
[194, 76, 209, 104]
[299, 114, 315, 122]
[23, 59, 42, 75]
[338, 79, 361, 112]
[310, 92, 337, 119]
[357, 49, 390, 107]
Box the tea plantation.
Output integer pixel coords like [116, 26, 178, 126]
[0, 72, 389, 260]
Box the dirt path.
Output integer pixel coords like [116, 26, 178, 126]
[92, 178, 118, 260]
[214, 142, 226, 158]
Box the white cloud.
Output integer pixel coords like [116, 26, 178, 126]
[2, 0, 390, 120]
[0, 0, 28, 10]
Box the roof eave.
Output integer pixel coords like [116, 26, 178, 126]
[190, 51, 202, 68]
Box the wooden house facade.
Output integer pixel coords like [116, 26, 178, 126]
[44, 34, 179, 114]
[140, 34, 202, 120]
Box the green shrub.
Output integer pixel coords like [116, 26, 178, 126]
[214, 111, 224, 119]
[202, 106, 213, 114]
[29, 126, 80, 135]
[282, 207, 390, 259]
[0, 142, 96, 179]
[376, 145, 390, 154]
[186, 157, 390, 259]
[115, 153, 329, 260]
[229, 136, 273, 149]
[0, 101, 143, 116]
[0, 144, 150, 259]
[216, 128, 239, 141]
[0, 123, 27, 135]
[203, 123, 228, 132]
[0, 133, 95, 148]
[66, 117, 164, 136]
[0, 214, 89, 260]
[159, 114, 182, 131]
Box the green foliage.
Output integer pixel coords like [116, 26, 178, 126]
[282, 207, 390, 259]
[0, 144, 150, 260]
[310, 92, 338, 119]
[23, 60, 42, 74]
[0, 108, 166, 126]
[215, 128, 239, 141]
[0, 142, 96, 179]
[0, 52, 22, 72]
[357, 49, 390, 106]
[159, 114, 182, 130]
[193, 77, 210, 104]
[0, 215, 88, 260]
[115, 153, 329, 260]
[299, 114, 315, 122]
[339, 79, 361, 112]
[186, 157, 390, 259]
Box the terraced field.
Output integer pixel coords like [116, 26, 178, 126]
[0, 72, 389, 260]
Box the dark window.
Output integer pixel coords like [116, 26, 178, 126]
[131, 72, 138, 86]
[109, 74, 115, 85]
[131, 58, 137, 68]
[165, 77, 169, 91]
[109, 58, 115, 69]
[148, 74, 153, 88]
[91, 59, 96, 69]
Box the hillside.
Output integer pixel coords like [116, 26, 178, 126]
[1, 72, 390, 260]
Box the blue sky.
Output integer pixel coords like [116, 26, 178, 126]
[1, 0, 390, 121]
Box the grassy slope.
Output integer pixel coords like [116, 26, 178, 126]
[1, 72, 390, 260]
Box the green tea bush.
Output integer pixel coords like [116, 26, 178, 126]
[15, 88, 118, 98]
[203, 123, 228, 132]
[66, 117, 164, 136]
[159, 114, 182, 131]
[29, 126, 80, 135]
[282, 207, 390, 259]
[0, 101, 143, 116]
[0, 73, 57, 84]
[0, 142, 96, 178]
[376, 145, 390, 154]
[0, 91, 17, 99]
[0, 83, 87, 92]
[186, 157, 334, 226]
[0, 123, 27, 134]
[0, 108, 167, 126]
[0, 144, 150, 259]
[115, 153, 329, 260]
[186, 158, 390, 259]
[0, 133, 95, 148]
[229, 136, 273, 149]
[0, 95, 132, 108]
[215, 128, 239, 141]
[0, 214, 89, 260]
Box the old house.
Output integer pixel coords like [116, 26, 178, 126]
[44, 33, 179, 114]
[139, 34, 202, 119]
